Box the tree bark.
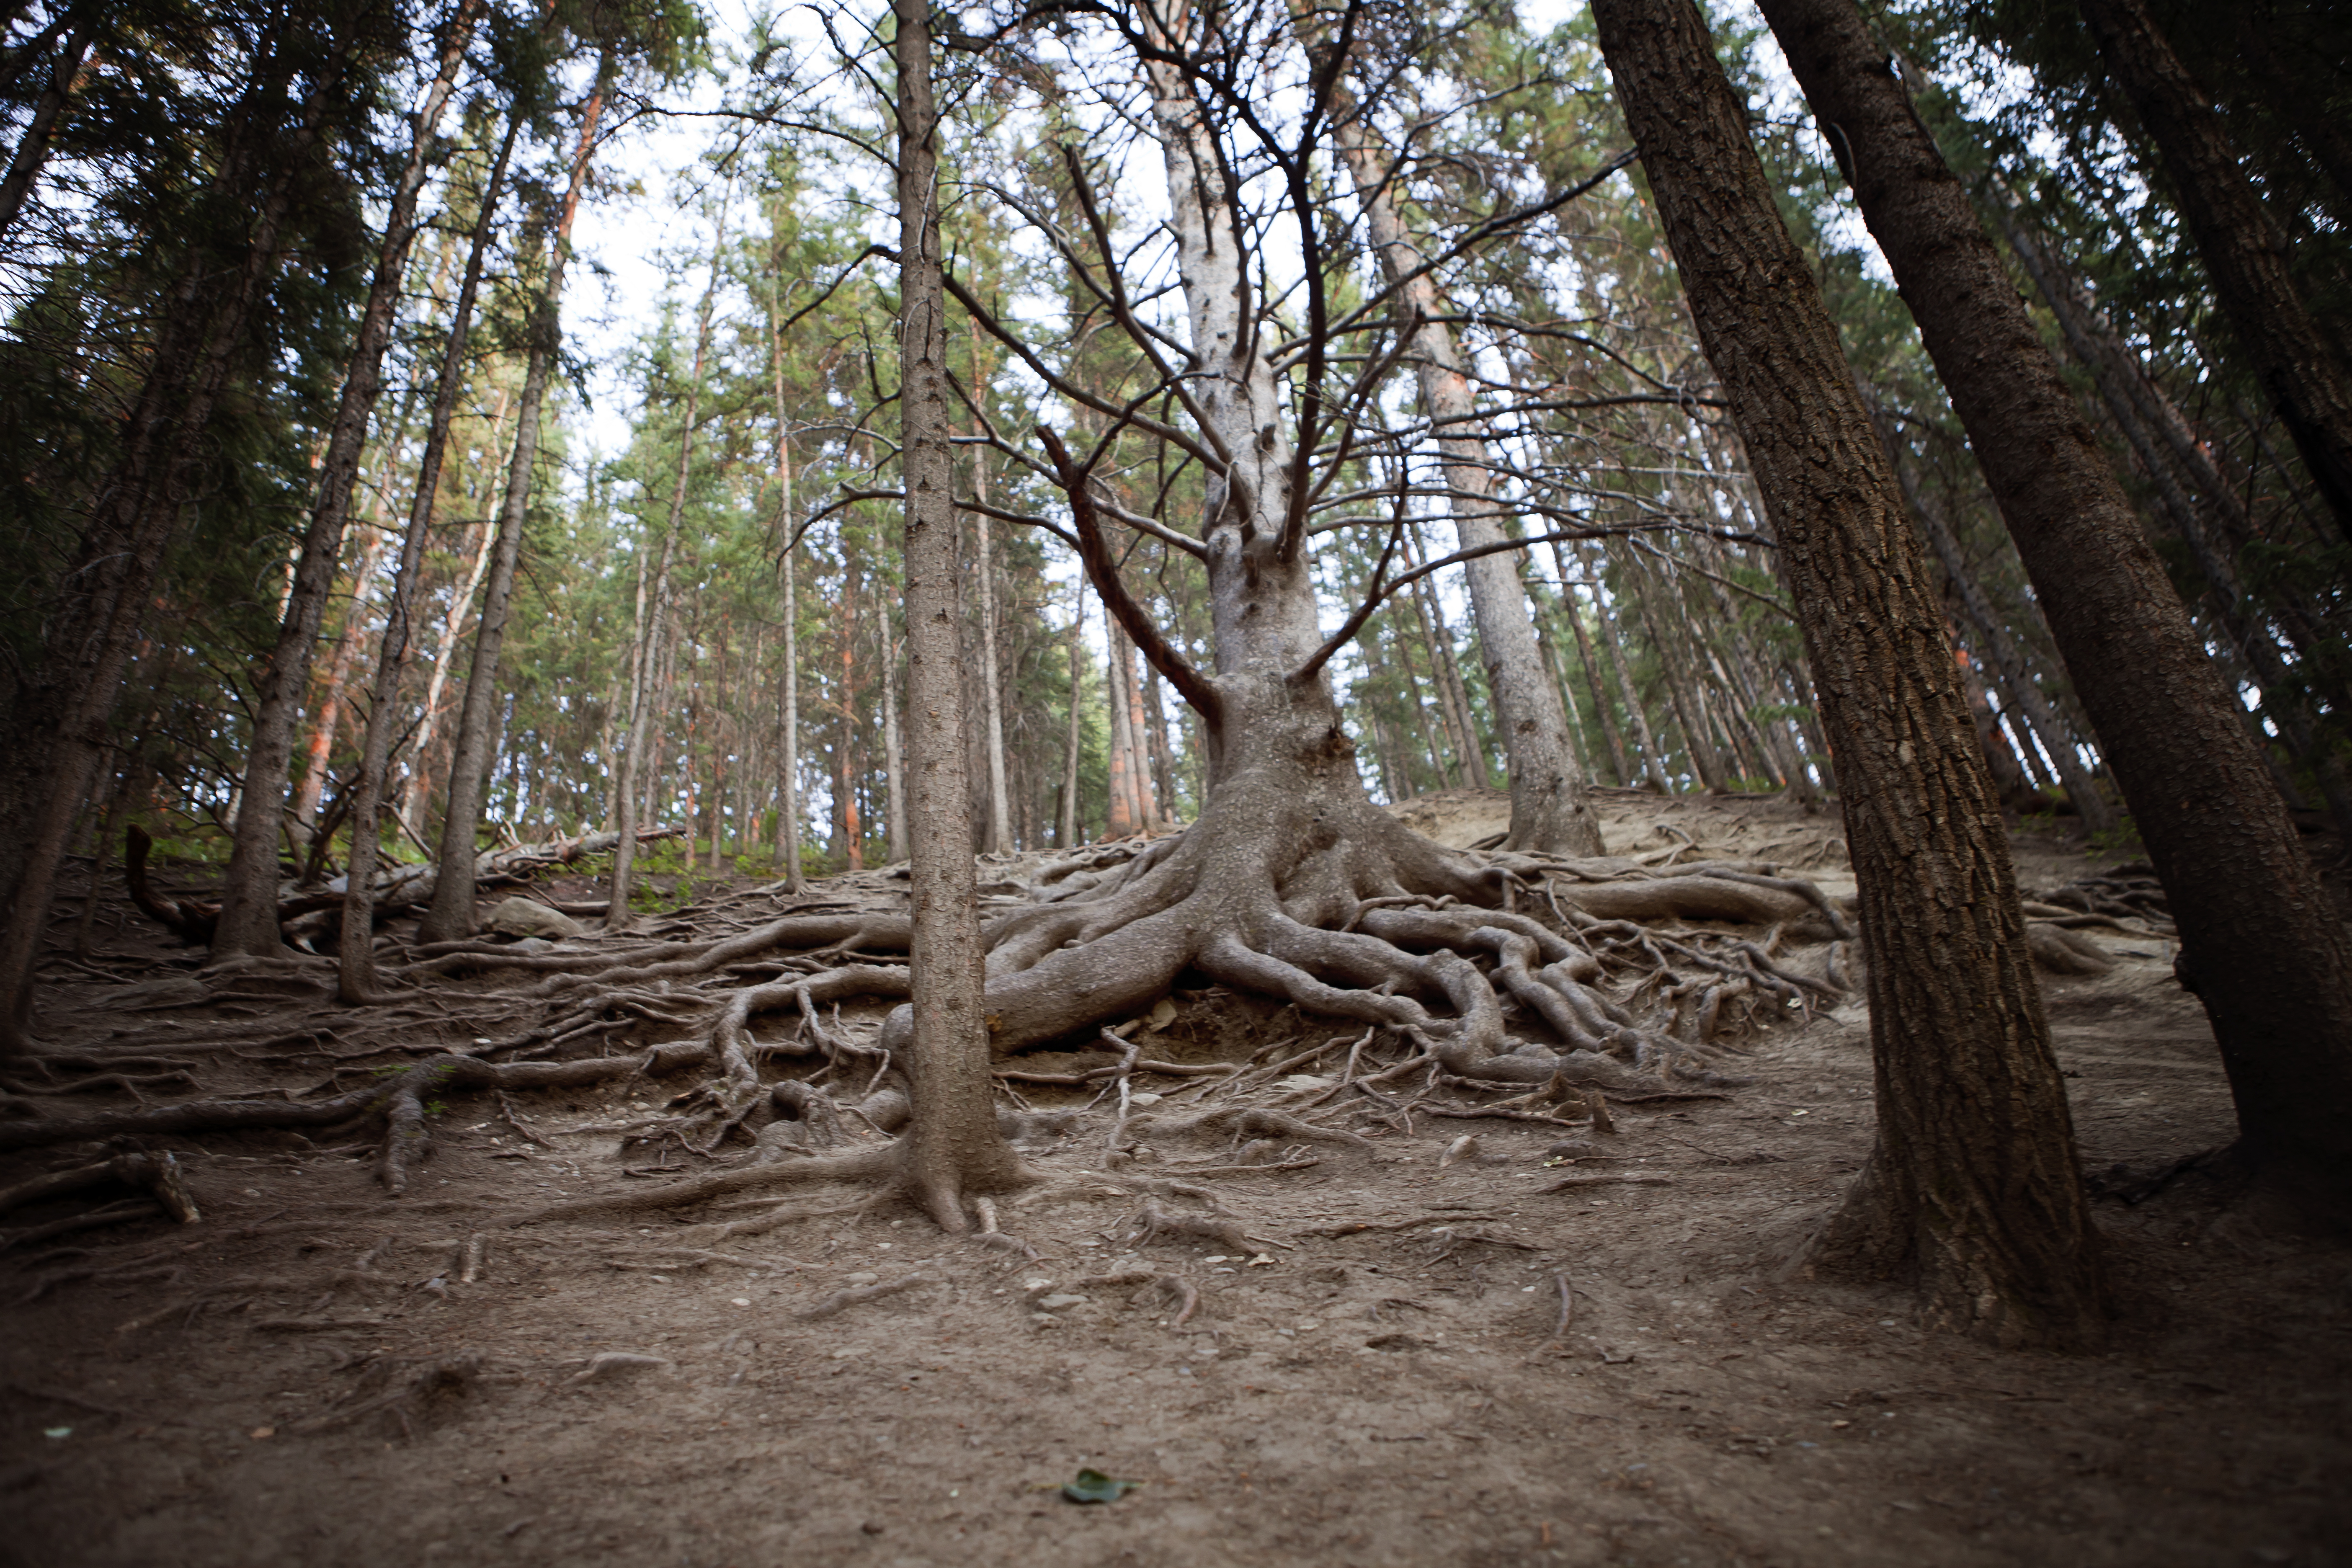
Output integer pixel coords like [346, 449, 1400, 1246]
[2071, 0, 2352, 544]
[891, 0, 1026, 1226]
[1764, 0, 2352, 1205]
[0, 17, 88, 246]
[883, 623, 909, 863]
[1104, 621, 1139, 837]
[1594, 0, 2107, 1347]
[971, 441, 1013, 854]
[338, 107, 523, 1002]
[212, 0, 482, 957]
[1333, 117, 1602, 852]
[766, 303, 805, 890]
[1060, 583, 1084, 846]
[419, 70, 608, 942]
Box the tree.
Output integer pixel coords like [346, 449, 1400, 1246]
[888, 0, 1025, 1226]
[1590, 0, 2106, 1347]
[2071, 0, 2352, 545]
[1330, 89, 1603, 855]
[419, 49, 612, 943]
[1759, 0, 2352, 1209]
[213, 0, 485, 958]
[0, 3, 382, 1045]
[340, 103, 526, 1003]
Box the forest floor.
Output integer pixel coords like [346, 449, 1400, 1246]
[3, 790, 2347, 1568]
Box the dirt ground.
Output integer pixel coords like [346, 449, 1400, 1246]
[3, 791, 2347, 1568]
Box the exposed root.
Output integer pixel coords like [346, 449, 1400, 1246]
[294, 1352, 485, 1436]
[562, 1351, 670, 1389]
[1149, 1106, 1376, 1150]
[1119, 1198, 1280, 1253]
[1538, 1172, 1674, 1193]
[795, 1271, 940, 1320]
[0, 1151, 201, 1233]
[502, 1146, 894, 1228]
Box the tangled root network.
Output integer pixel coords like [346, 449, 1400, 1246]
[0, 787, 1915, 1248]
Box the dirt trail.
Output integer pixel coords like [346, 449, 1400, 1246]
[2, 793, 2345, 1568]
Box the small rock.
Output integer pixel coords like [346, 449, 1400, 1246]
[507, 936, 553, 955]
[486, 897, 585, 941]
[861, 1521, 885, 1536]
[1037, 1293, 1089, 1312]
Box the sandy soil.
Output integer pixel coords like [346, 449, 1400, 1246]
[3, 792, 2346, 1568]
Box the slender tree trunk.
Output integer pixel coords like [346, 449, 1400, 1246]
[291, 509, 389, 839]
[1875, 413, 2116, 832]
[0, 18, 89, 246]
[213, 0, 482, 956]
[1104, 619, 1138, 837]
[1767, 0, 2352, 1203]
[1334, 117, 1601, 852]
[1595, 0, 2106, 1347]
[890, 0, 1025, 1225]
[971, 439, 1014, 855]
[1119, 623, 1157, 829]
[773, 446, 804, 890]
[2068, 0, 2352, 543]
[1550, 540, 1631, 786]
[1586, 544, 1667, 789]
[1061, 584, 1084, 846]
[338, 108, 523, 1002]
[400, 389, 513, 838]
[1388, 567, 1459, 788]
[883, 624, 909, 863]
[420, 65, 609, 941]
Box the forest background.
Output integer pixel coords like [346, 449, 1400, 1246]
[0, 0, 2347, 1134]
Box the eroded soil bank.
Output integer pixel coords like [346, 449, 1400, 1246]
[3, 793, 2345, 1568]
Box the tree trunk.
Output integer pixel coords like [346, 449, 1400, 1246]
[291, 511, 389, 840]
[2064, 0, 2352, 542]
[1586, 543, 1668, 789]
[882, 624, 909, 864]
[1875, 410, 2116, 832]
[767, 319, 805, 890]
[1766, 0, 2352, 1204]
[211, 0, 482, 957]
[1060, 584, 1084, 846]
[971, 446, 1013, 854]
[0, 18, 89, 245]
[338, 107, 524, 1002]
[1595, 0, 2107, 1347]
[890, 0, 1026, 1227]
[1550, 540, 1632, 785]
[1104, 619, 1138, 837]
[399, 389, 513, 839]
[420, 67, 608, 942]
[1335, 118, 1601, 852]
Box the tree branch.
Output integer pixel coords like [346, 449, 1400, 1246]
[1038, 425, 1223, 728]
